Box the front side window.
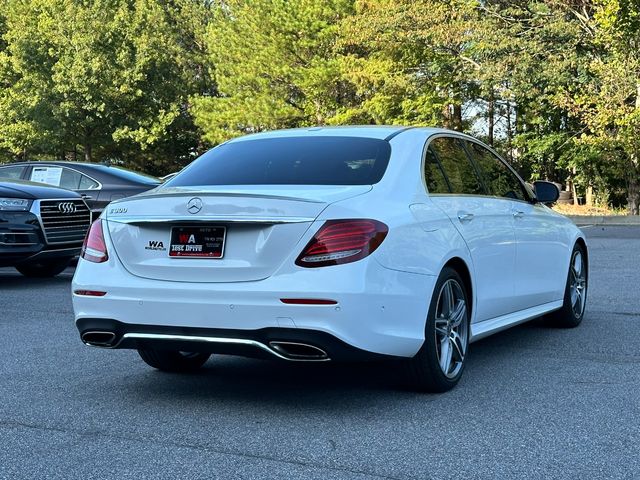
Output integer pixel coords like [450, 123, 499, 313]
[429, 137, 485, 195]
[465, 141, 527, 201]
[168, 136, 392, 186]
[0, 166, 25, 180]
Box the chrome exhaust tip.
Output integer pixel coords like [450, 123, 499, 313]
[269, 341, 329, 361]
[81, 331, 117, 348]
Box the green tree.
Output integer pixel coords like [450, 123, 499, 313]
[192, 0, 354, 144]
[335, 0, 480, 130]
[569, 0, 640, 213]
[0, 0, 212, 171]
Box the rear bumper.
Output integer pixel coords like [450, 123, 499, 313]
[76, 318, 398, 362]
[72, 255, 436, 358]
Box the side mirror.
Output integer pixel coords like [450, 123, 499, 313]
[533, 181, 560, 204]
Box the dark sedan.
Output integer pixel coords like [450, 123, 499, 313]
[0, 161, 160, 214]
[0, 179, 91, 277]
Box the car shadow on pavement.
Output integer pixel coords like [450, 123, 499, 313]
[116, 316, 564, 405]
[0, 267, 74, 286]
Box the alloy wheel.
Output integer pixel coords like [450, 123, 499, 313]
[434, 279, 468, 379]
[570, 250, 587, 318]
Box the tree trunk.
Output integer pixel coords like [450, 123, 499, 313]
[488, 95, 494, 146]
[84, 142, 92, 163]
[452, 104, 462, 131]
[585, 185, 593, 207]
[628, 174, 640, 215]
[506, 101, 513, 163]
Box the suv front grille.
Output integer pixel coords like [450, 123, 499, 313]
[39, 199, 91, 244]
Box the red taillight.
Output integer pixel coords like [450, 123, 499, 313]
[295, 219, 388, 268]
[81, 219, 108, 263]
[73, 290, 107, 297]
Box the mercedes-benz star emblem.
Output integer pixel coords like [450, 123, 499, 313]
[58, 202, 76, 214]
[187, 197, 203, 214]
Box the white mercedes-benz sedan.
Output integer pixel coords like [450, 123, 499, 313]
[72, 126, 588, 392]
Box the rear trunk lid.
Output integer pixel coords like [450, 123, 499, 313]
[105, 185, 370, 282]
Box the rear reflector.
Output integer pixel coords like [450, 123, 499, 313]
[81, 219, 108, 263]
[74, 290, 107, 297]
[295, 219, 388, 268]
[280, 298, 338, 305]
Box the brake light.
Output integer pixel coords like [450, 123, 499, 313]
[295, 219, 388, 268]
[81, 219, 108, 263]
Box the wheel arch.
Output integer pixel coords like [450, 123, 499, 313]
[443, 256, 473, 320]
[574, 236, 588, 273]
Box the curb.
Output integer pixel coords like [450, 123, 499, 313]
[566, 215, 640, 226]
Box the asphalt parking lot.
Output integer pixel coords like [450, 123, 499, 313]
[0, 226, 638, 479]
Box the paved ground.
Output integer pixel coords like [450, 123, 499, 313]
[0, 226, 638, 479]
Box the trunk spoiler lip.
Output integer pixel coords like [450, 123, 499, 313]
[107, 215, 317, 225]
[114, 185, 373, 206]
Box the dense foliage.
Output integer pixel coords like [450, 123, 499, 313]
[1, 0, 639, 211]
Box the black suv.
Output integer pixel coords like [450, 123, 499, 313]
[0, 179, 91, 277]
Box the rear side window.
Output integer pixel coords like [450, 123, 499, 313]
[0, 166, 25, 179]
[429, 137, 485, 195]
[465, 141, 527, 201]
[423, 146, 450, 193]
[169, 136, 392, 186]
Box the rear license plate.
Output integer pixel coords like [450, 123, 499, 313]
[169, 226, 226, 258]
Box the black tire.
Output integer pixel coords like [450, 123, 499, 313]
[137, 349, 210, 373]
[404, 267, 471, 393]
[546, 243, 588, 328]
[15, 258, 71, 278]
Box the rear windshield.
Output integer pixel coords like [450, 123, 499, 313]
[92, 165, 160, 185]
[167, 136, 392, 186]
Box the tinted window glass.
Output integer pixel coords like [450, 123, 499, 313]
[169, 136, 392, 186]
[430, 137, 484, 195]
[79, 174, 99, 189]
[0, 166, 25, 179]
[59, 168, 82, 189]
[423, 146, 450, 193]
[466, 141, 526, 201]
[92, 165, 160, 185]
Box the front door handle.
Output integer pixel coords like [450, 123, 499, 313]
[513, 211, 525, 219]
[457, 212, 474, 223]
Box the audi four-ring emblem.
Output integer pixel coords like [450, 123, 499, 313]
[57, 202, 77, 214]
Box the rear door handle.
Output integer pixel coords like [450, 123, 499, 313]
[457, 212, 474, 223]
[513, 211, 525, 219]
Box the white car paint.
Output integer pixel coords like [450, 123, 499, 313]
[72, 126, 585, 359]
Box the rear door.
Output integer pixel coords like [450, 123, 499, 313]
[426, 136, 517, 323]
[464, 141, 567, 309]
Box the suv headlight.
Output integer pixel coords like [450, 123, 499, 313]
[0, 198, 32, 211]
